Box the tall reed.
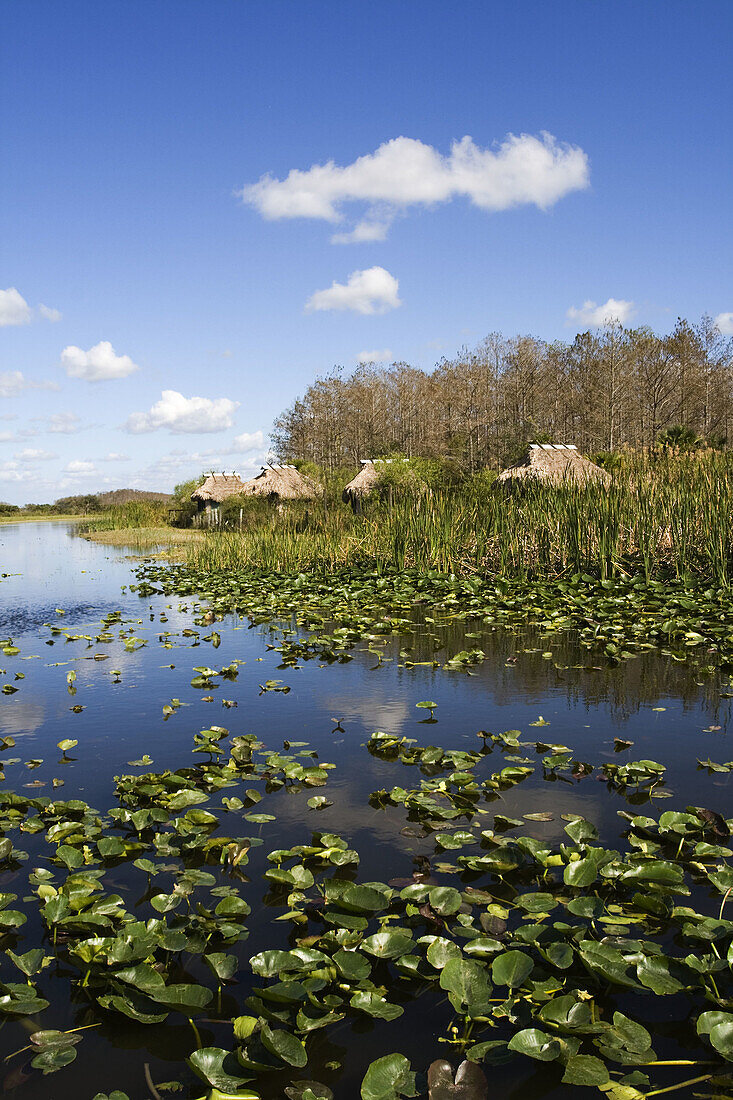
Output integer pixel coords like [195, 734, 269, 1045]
[186, 452, 733, 583]
[86, 500, 171, 531]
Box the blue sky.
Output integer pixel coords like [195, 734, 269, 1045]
[2, 0, 732, 504]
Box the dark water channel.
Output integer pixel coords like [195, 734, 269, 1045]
[0, 522, 731, 1100]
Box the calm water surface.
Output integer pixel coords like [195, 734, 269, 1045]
[0, 522, 730, 1099]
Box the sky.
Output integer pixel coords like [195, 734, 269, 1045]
[1, 0, 732, 504]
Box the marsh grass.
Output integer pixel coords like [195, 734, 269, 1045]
[187, 451, 733, 582]
[86, 500, 171, 530]
[85, 526, 203, 551]
[0, 513, 94, 525]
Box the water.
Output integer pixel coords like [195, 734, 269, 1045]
[0, 522, 731, 1099]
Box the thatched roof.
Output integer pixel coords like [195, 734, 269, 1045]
[342, 460, 382, 501]
[191, 473, 246, 504]
[240, 464, 323, 500]
[497, 444, 611, 488]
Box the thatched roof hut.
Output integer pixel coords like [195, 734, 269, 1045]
[240, 464, 323, 500]
[342, 460, 382, 503]
[497, 444, 611, 488]
[191, 473, 246, 509]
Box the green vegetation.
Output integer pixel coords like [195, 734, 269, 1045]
[86, 498, 173, 530]
[4, 449, 733, 1098]
[84, 526, 203, 553]
[0, 494, 103, 518]
[2, 490, 172, 522]
[0, 511, 97, 525]
[273, 318, 732, 470]
[184, 451, 733, 584]
[3, 519, 733, 1098]
[1, 628, 733, 1098]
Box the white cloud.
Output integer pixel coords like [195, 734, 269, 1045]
[0, 290, 62, 326]
[61, 341, 139, 382]
[332, 218, 392, 245]
[64, 460, 96, 474]
[0, 372, 31, 399]
[306, 267, 401, 315]
[714, 312, 733, 336]
[566, 298, 636, 327]
[125, 390, 239, 434]
[357, 348, 393, 364]
[0, 288, 32, 327]
[0, 461, 24, 483]
[100, 452, 130, 462]
[15, 448, 56, 462]
[132, 447, 272, 490]
[240, 132, 589, 241]
[229, 430, 266, 453]
[47, 412, 82, 434]
[0, 371, 58, 399]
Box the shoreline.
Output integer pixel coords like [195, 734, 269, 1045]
[0, 513, 94, 525]
[81, 525, 203, 558]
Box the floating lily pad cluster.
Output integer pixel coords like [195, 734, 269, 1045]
[1, 554, 732, 1099]
[3, 711, 731, 1100]
[133, 564, 733, 668]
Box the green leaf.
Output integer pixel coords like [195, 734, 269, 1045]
[97, 994, 167, 1024]
[188, 1047, 254, 1092]
[491, 950, 533, 988]
[515, 892, 558, 914]
[698, 1012, 733, 1059]
[605, 1012, 653, 1055]
[360, 1053, 417, 1100]
[426, 937, 462, 968]
[428, 886, 462, 915]
[350, 991, 404, 1021]
[150, 893, 182, 913]
[6, 948, 50, 977]
[284, 1083, 333, 1100]
[31, 1047, 77, 1075]
[541, 942, 573, 969]
[507, 1029, 561, 1062]
[621, 861, 684, 886]
[232, 1016, 259, 1042]
[361, 931, 414, 959]
[564, 856, 599, 887]
[636, 955, 684, 995]
[562, 1055, 610, 1086]
[261, 1024, 308, 1067]
[335, 884, 390, 914]
[579, 942, 639, 988]
[439, 958, 492, 1013]
[333, 949, 371, 981]
[148, 983, 213, 1013]
[204, 952, 238, 981]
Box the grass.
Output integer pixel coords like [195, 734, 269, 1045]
[84, 499, 173, 529]
[81, 500, 203, 555]
[83, 526, 203, 554]
[0, 513, 95, 525]
[185, 451, 733, 583]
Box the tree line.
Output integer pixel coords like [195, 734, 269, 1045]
[273, 317, 733, 471]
